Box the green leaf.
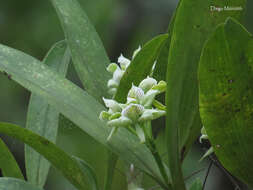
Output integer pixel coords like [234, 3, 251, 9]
[73, 156, 99, 190]
[0, 178, 43, 190]
[189, 178, 202, 190]
[199, 18, 253, 187]
[165, 0, 247, 189]
[0, 44, 167, 187]
[49, 0, 111, 102]
[0, 122, 91, 189]
[0, 138, 24, 179]
[25, 41, 71, 187]
[104, 151, 118, 190]
[114, 34, 168, 103]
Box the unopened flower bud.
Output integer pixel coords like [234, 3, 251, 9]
[106, 63, 119, 73]
[102, 98, 122, 113]
[139, 76, 157, 92]
[118, 54, 130, 70]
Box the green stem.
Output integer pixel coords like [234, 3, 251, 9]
[140, 122, 169, 188]
[146, 138, 170, 188]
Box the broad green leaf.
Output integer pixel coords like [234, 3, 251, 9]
[25, 41, 71, 187]
[0, 44, 167, 187]
[49, 0, 110, 102]
[0, 178, 43, 190]
[199, 18, 253, 187]
[189, 178, 202, 190]
[0, 138, 24, 179]
[165, 0, 247, 189]
[73, 156, 99, 190]
[114, 34, 168, 103]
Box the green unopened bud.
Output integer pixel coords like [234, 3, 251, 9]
[122, 104, 144, 122]
[151, 80, 167, 93]
[138, 109, 166, 122]
[107, 63, 119, 73]
[128, 84, 145, 102]
[109, 112, 121, 120]
[99, 111, 111, 121]
[139, 76, 157, 92]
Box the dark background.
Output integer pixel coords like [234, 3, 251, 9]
[0, 0, 252, 189]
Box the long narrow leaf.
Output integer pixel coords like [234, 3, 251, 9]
[49, 0, 111, 102]
[0, 138, 24, 179]
[73, 156, 99, 190]
[25, 40, 71, 187]
[0, 178, 43, 190]
[0, 122, 94, 190]
[0, 44, 167, 186]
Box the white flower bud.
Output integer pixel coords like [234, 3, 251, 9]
[107, 79, 118, 88]
[113, 68, 124, 82]
[102, 98, 122, 113]
[132, 46, 141, 59]
[138, 109, 166, 122]
[128, 84, 145, 101]
[106, 63, 119, 73]
[139, 76, 157, 92]
[108, 88, 117, 96]
[118, 54, 131, 70]
[122, 104, 144, 122]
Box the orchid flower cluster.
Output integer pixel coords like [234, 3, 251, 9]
[99, 48, 166, 142]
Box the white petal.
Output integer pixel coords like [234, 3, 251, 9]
[108, 88, 117, 96]
[139, 76, 157, 92]
[113, 67, 124, 82]
[107, 79, 118, 88]
[139, 109, 166, 122]
[102, 98, 122, 113]
[107, 116, 132, 127]
[132, 45, 141, 59]
[118, 54, 131, 70]
[128, 84, 145, 101]
[140, 89, 159, 107]
[122, 104, 144, 122]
